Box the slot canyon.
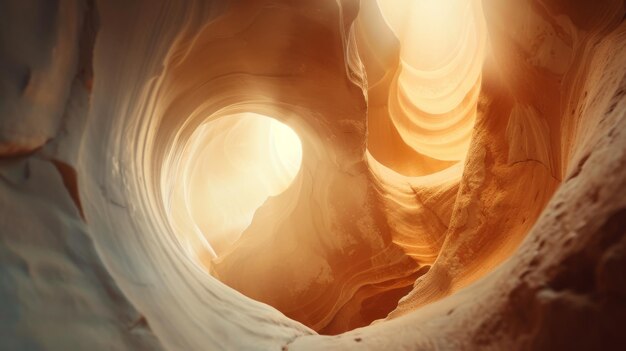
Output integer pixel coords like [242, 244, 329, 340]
[1, 0, 626, 350]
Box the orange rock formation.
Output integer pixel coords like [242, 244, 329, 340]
[1, 0, 625, 350]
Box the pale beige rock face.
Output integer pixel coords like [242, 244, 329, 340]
[1, 0, 625, 350]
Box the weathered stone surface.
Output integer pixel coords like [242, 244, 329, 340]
[1, 0, 624, 350]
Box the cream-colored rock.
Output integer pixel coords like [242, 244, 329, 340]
[1, 0, 625, 350]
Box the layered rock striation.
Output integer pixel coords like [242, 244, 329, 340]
[1, 0, 625, 350]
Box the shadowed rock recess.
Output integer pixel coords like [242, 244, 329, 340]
[1, 0, 625, 350]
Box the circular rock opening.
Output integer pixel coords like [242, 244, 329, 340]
[165, 112, 303, 262]
[58, 0, 626, 349]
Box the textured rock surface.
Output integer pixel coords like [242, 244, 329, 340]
[1, 0, 625, 350]
[0, 1, 160, 349]
[0, 0, 85, 156]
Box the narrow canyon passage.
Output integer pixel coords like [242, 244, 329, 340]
[1, 0, 626, 350]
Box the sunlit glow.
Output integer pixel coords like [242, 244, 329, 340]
[167, 113, 303, 260]
[374, 0, 486, 161]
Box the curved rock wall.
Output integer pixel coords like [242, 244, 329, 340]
[1, 0, 625, 350]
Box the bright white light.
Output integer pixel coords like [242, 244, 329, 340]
[269, 118, 303, 193]
[168, 113, 303, 260]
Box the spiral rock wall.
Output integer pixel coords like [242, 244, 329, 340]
[1, 0, 625, 350]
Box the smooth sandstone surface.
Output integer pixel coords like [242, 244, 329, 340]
[1, 0, 625, 350]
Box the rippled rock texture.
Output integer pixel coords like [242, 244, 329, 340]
[1, 0, 625, 350]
